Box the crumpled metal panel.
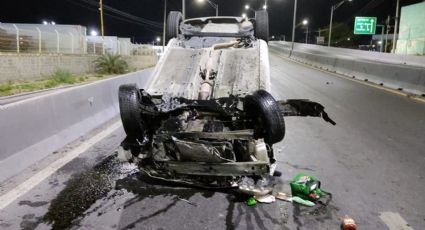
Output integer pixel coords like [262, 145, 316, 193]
[172, 137, 228, 163]
[146, 38, 270, 100]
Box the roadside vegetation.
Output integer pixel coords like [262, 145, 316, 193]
[0, 70, 104, 97]
[0, 54, 133, 97]
[94, 54, 128, 74]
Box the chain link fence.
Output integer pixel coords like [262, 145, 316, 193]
[0, 23, 154, 56]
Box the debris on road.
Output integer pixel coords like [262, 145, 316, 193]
[254, 194, 276, 203]
[177, 197, 198, 207]
[291, 196, 316, 207]
[246, 197, 257, 206]
[341, 216, 357, 230]
[238, 177, 273, 196]
[290, 173, 322, 201]
[276, 192, 292, 202]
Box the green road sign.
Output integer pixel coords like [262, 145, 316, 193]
[354, 17, 377, 35]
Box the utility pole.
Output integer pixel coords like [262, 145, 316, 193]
[328, 5, 334, 47]
[377, 25, 385, 52]
[182, 0, 186, 19]
[328, 0, 352, 47]
[163, 0, 167, 51]
[392, 0, 400, 53]
[385, 16, 390, 53]
[290, 0, 298, 56]
[305, 27, 309, 44]
[99, 0, 105, 54]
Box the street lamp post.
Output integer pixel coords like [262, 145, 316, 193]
[302, 19, 309, 44]
[290, 0, 298, 56]
[182, 0, 186, 19]
[328, 0, 352, 47]
[305, 28, 309, 44]
[99, 0, 105, 54]
[391, 0, 400, 53]
[163, 0, 167, 51]
[197, 0, 218, 16]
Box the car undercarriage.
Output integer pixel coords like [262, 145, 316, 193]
[117, 11, 335, 191]
[117, 86, 334, 189]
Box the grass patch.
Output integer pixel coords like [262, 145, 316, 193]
[50, 69, 76, 84]
[0, 84, 13, 96]
[0, 69, 81, 97]
[0, 64, 137, 97]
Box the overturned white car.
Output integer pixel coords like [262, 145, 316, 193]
[117, 11, 334, 189]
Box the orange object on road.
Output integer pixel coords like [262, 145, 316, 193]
[341, 216, 357, 230]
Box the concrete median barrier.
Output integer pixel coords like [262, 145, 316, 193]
[0, 69, 151, 182]
[270, 42, 425, 95]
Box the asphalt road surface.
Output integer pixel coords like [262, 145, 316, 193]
[1, 48, 425, 230]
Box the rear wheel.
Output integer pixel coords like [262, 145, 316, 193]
[244, 90, 285, 144]
[118, 84, 145, 141]
[255, 10, 269, 42]
[167, 11, 183, 42]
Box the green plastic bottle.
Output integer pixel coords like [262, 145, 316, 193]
[291, 196, 315, 207]
[246, 197, 257, 206]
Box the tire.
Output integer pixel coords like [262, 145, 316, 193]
[167, 11, 183, 41]
[118, 84, 145, 140]
[255, 10, 269, 42]
[244, 90, 285, 144]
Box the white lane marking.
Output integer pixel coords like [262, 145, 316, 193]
[0, 121, 122, 210]
[379, 212, 414, 230]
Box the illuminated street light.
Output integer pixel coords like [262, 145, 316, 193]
[90, 30, 98, 36]
[242, 13, 247, 18]
[245, 4, 250, 10]
[196, 0, 219, 16]
[156, 37, 161, 42]
[42, 21, 48, 25]
[263, 4, 267, 10]
[301, 19, 309, 44]
[51, 21, 56, 25]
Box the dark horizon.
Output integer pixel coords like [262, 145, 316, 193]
[0, 0, 423, 43]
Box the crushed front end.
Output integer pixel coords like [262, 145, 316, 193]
[117, 87, 286, 189]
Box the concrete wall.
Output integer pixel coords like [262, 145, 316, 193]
[0, 69, 152, 182]
[0, 54, 157, 83]
[396, 2, 425, 55]
[270, 41, 425, 95]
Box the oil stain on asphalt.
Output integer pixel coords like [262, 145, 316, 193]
[39, 154, 282, 230]
[42, 154, 127, 229]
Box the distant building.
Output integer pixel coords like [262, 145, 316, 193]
[395, 1, 425, 55]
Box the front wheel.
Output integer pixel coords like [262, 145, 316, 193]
[244, 90, 285, 144]
[118, 84, 145, 141]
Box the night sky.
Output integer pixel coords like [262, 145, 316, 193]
[0, 0, 423, 43]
